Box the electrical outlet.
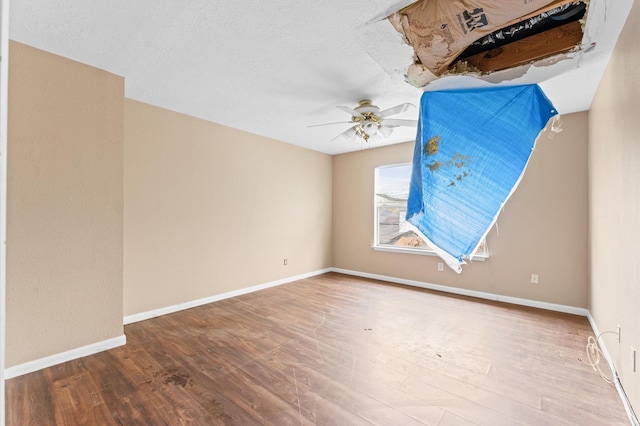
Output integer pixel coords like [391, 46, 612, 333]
[530, 273, 539, 284]
[617, 325, 621, 343]
[437, 263, 444, 272]
[631, 347, 636, 372]
[283, 258, 287, 266]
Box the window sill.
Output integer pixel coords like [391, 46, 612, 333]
[372, 245, 489, 261]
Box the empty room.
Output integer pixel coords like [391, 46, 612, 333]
[1, 0, 639, 424]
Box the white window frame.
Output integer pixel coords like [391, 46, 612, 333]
[373, 162, 488, 261]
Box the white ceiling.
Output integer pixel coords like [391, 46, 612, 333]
[9, 0, 635, 155]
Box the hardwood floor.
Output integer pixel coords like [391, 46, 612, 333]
[6, 273, 630, 425]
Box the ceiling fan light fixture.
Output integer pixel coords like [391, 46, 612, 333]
[309, 99, 417, 143]
[363, 121, 378, 136]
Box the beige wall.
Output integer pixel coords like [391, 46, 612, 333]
[123, 100, 332, 316]
[6, 42, 124, 367]
[333, 111, 589, 308]
[589, 0, 640, 412]
[6, 20, 637, 420]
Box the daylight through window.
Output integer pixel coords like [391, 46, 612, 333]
[374, 163, 488, 258]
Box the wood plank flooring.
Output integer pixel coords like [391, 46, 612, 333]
[6, 273, 630, 425]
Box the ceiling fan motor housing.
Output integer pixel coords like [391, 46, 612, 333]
[354, 100, 380, 114]
[352, 100, 383, 138]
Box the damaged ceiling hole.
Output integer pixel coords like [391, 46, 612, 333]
[454, 2, 587, 73]
[389, 0, 588, 87]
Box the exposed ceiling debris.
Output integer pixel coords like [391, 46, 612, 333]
[390, 0, 589, 88]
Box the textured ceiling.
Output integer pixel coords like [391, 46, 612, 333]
[9, 0, 635, 155]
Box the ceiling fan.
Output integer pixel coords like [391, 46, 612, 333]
[310, 100, 418, 142]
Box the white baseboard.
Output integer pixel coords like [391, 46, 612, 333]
[3, 269, 332, 380]
[124, 268, 333, 325]
[4, 334, 126, 380]
[586, 313, 639, 426]
[331, 268, 589, 316]
[3, 268, 637, 424]
[331, 268, 640, 424]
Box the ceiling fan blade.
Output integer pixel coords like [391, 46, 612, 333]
[331, 125, 358, 141]
[379, 103, 415, 118]
[378, 125, 394, 138]
[336, 105, 364, 117]
[308, 121, 353, 128]
[383, 118, 418, 127]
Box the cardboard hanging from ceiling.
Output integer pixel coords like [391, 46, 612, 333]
[389, 0, 586, 86]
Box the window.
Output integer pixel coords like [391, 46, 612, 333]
[374, 163, 488, 259]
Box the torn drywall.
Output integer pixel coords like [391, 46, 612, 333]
[390, 0, 587, 87]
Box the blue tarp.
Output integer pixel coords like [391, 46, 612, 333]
[406, 85, 557, 272]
